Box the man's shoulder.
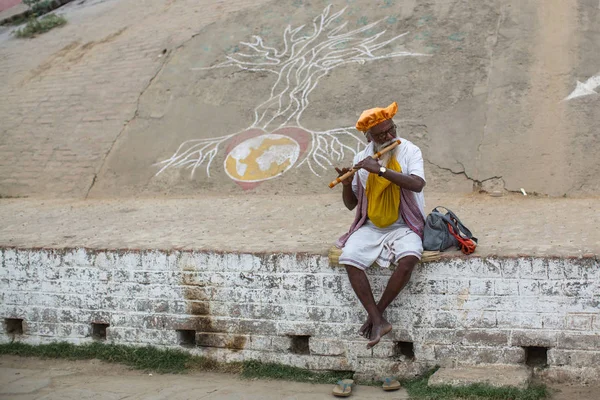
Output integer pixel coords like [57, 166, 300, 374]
[399, 138, 421, 152]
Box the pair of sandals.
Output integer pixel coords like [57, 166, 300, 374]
[332, 378, 401, 397]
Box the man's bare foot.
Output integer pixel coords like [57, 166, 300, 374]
[367, 320, 392, 349]
[359, 316, 372, 338]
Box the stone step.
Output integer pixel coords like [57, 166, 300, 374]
[428, 365, 532, 390]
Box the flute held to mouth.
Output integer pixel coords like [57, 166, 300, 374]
[328, 139, 401, 189]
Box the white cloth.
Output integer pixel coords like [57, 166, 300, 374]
[340, 138, 426, 270]
[339, 219, 424, 270]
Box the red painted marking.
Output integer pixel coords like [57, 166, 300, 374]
[0, 0, 22, 13]
[225, 128, 266, 154]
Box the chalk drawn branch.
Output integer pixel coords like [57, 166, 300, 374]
[564, 73, 600, 101]
[298, 126, 366, 176]
[156, 5, 428, 184]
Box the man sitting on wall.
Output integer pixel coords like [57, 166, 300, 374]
[335, 102, 426, 349]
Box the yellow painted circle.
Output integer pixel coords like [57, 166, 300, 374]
[224, 134, 300, 182]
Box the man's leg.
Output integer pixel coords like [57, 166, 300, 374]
[344, 265, 392, 349]
[359, 256, 418, 338]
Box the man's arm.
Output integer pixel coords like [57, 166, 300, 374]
[342, 182, 358, 210]
[353, 157, 425, 193]
[381, 169, 425, 193]
[335, 167, 358, 210]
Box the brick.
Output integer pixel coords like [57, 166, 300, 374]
[276, 321, 317, 336]
[548, 349, 600, 368]
[462, 330, 509, 346]
[62, 248, 94, 269]
[107, 327, 138, 343]
[538, 281, 564, 296]
[480, 258, 503, 278]
[593, 315, 600, 332]
[469, 279, 494, 295]
[566, 314, 594, 331]
[447, 279, 469, 294]
[497, 312, 543, 329]
[310, 338, 346, 356]
[558, 333, 600, 350]
[422, 329, 462, 345]
[510, 330, 559, 347]
[37, 323, 59, 336]
[58, 323, 89, 338]
[563, 281, 595, 298]
[494, 279, 519, 296]
[541, 314, 566, 330]
[114, 252, 142, 271]
[434, 345, 525, 365]
[500, 258, 519, 278]
[196, 333, 250, 351]
[271, 336, 292, 352]
[234, 319, 277, 335]
[519, 258, 548, 279]
[433, 312, 460, 329]
[463, 311, 497, 328]
[547, 259, 567, 279]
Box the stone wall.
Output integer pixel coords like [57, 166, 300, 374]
[1, 247, 599, 382]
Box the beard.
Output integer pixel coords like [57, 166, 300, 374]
[373, 138, 396, 152]
[373, 139, 397, 167]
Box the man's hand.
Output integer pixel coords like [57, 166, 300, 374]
[354, 156, 380, 174]
[335, 167, 353, 186]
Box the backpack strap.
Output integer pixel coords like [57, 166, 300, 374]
[447, 222, 477, 254]
[436, 207, 478, 243]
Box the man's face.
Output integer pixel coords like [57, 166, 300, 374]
[368, 120, 397, 146]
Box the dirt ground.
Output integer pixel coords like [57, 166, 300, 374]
[1, 356, 599, 400]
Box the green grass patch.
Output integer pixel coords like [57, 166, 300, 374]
[0, 342, 350, 384]
[27, 0, 55, 16]
[401, 368, 549, 400]
[241, 360, 353, 384]
[0, 342, 192, 373]
[14, 14, 66, 38]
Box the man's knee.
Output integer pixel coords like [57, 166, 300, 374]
[396, 255, 419, 273]
[344, 264, 364, 276]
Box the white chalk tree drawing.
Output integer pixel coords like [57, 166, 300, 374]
[155, 5, 427, 182]
[564, 73, 600, 101]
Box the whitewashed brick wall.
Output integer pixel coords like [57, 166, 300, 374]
[1, 248, 599, 382]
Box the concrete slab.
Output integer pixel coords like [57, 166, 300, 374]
[427, 365, 532, 390]
[0, 193, 599, 257]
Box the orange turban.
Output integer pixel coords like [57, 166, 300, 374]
[355, 102, 398, 132]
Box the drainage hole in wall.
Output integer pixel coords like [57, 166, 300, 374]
[91, 323, 109, 340]
[176, 329, 196, 347]
[393, 341, 415, 360]
[5, 318, 23, 335]
[524, 346, 548, 367]
[289, 335, 310, 355]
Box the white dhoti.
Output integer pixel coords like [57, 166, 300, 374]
[339, 216, 423, 271]
[336, 138, 426, 270]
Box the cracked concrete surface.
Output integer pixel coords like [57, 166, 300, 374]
[0, 0, 599, 198]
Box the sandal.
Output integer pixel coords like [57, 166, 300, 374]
[382, 377, 401, 391]
[332, 379, 354, 397]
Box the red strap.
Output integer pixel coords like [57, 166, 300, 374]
[447, 222, 477, 255]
